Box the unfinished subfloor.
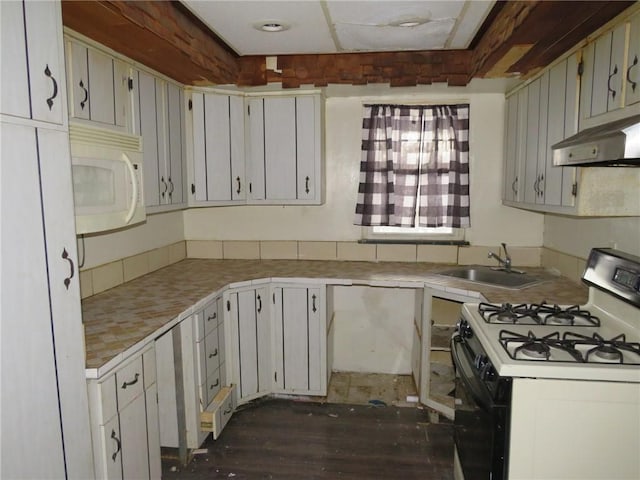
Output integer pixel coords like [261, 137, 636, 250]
[161, 372, 454, 479]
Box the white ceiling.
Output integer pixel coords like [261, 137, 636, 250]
[182, 1, 495, 56]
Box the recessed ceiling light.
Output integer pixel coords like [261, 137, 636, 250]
[389, 15, 431, 28]
[254, 22, 289, 32]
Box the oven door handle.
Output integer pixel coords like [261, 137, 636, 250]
[451, 335, 494, 412]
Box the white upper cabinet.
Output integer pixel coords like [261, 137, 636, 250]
[247, 94, 323, 204]
[190, 90, 324, 206]
[65, 37, 131, 130]
[1, 0, 66, 124]
[133, 70, 186, 211]
[625, 13, 640, 107]
[581, 11, 640, 127]
[191, 92, 246, 203]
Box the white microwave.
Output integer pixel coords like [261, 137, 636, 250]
[69, 124, 145, 234]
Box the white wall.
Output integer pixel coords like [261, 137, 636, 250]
[79, 211, 185, 269]
[543, 215, 640, 259]
[184, 84, 544, 246]
[331, 286, 416, 374]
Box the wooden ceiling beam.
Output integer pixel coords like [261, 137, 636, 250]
[61, 0, 637, 88]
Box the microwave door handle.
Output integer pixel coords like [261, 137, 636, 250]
[121, 153, 138, 224]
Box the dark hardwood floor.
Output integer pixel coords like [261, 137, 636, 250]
[162, 399, 454, 479]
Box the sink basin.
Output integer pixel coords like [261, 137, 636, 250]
[437, 266, 543, 289]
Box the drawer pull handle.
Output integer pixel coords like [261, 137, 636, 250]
[209, 348, 218, 358]
[44, 64, 58, 110]
[305, 176, 310, 194]
[207, 313, 216, 322]
[312, 294, 317, 313]
[627, 55, 638, 92]
[607, 64, 619, 100]
[210, 379, 220, 389]
[79, 79, 88, 110]
[61, 248, 74, 290]
[110, 429, 121, 461]
[121, 373, 140, 389]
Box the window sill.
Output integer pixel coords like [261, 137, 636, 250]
[358, 239, 469, 246]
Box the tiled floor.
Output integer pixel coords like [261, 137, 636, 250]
[326, 371, 419, 407]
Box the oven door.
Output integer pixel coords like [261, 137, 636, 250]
[451, 334, 510, 480]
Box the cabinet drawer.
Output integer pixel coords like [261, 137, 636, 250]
[204, 367, 222, 407]
[200, 385, 236, 439]
[115, 356, 144, 409]
[204, 327, 220, 375]
[203, 301, 219, 336]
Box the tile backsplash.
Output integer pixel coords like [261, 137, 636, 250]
[81, 240, 590, 299]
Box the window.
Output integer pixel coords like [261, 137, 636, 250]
[354, 104, 470, 240]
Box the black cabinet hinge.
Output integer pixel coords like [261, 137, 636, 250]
[188, 99, 193, 111]
[247, 105, 250, 115]
[226, 300, 231, 311]
[577, 60, 584, 77]
[191, 184, 195, 194]
[127, 77, 133, 91]
[572, 182, 578, 196]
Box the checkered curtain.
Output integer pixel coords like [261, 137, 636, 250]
[354, 104, 470, 228]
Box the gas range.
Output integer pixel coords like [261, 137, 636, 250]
[459, 249, 640, 383]
[453, 248, 640, 480]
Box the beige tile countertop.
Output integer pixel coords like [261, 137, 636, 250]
[82, 259, 588, 375]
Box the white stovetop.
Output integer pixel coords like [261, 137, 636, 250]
[462, 288, 640, 383]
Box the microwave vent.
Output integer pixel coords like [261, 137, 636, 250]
[69, 123, 142, 152]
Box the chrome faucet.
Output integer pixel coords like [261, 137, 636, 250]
[488, 243, 524, 273]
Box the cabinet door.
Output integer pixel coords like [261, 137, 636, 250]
[626, 14, 640, 106]
[536, 71, 550, 205]
[264, 97, 298, 199]
[1, 1, 64, 123]
[590, 24, 626, 117]
[561, 54, 579, 208]
[1, 0, 30, 119]
[88, 48, 116, 125]
[273, 286, 326, 395]
[113, 59, 131, 129]
[155, 79, 170, 205]
[229, 287, 271, 401]
[205, 94, 232, 200]
[137, 71, 161, 207]
[247, 97, 266, 200]
[167, 82, 185, 204]
[546, 62, 568, 206]
[503, 94, 519, 202]
[37, 128, 95, 478]
[523, 79, 540, 204]
[145, 383, 162, 480]
[67, 40, 90, 120]
[101, 415, 124, 480]
[296, 95, 319, 200]
[191, 92, 208, 202]
[1, 123, 66, 480]
[230, 95, 246, 201]
[23, 0, 65, 124]
[119, 393, 150, 480]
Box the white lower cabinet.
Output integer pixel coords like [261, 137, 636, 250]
[226, 286, 272, 402]
[272, 284, 327, 395]
[156, 295, 233, 453]
[87, 347, 160, 480]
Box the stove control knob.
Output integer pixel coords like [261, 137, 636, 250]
[474, 354, 488, 371]
[457, 319, 473, 339]
[481, 363, 496, 382]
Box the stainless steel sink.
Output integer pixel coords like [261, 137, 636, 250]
[436, 266, 543, 289]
